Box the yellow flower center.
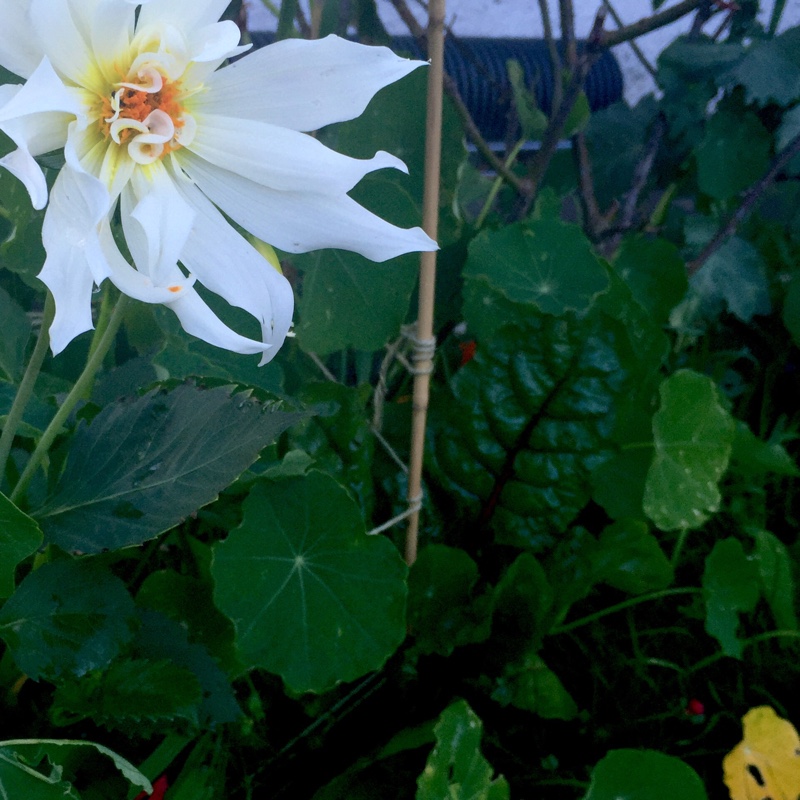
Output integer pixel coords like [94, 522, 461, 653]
[98, 66, 196, 165]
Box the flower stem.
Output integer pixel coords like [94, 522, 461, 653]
[551, 587, 701, 635]
[0, 294, 55, 491]
[10, 294, 129, 504]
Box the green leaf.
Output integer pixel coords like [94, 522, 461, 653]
[492, 655, 578, 721]
[428, 311, 623, 549]
[612, 236, 687, 324]
[591, 448, 652, 521]
[416, 700, 509, 800]
[212, 472, 408, 693]
[730, 421, 800, 477]
[0, 491, 43, 598]
[0, 285, 31, 382]
[728, 28, 800, 106]
[751, 529, 798, 632]
[52, 657, 203, 731]
[136, 570, 242, 677]
[132, 610, 241, 728]
[691, 236, 770, 323]
[0, 560, 137, 681]
[695, 110, 771, 201]
[597, 520, 674, 595]
[643, 370, 735, 531]
[507, 59, 548, 138]
[0, 746, 81, 799]
[407, 545, 491, 656]
[703, 538, 760, 658]
[464, 218, 609, 317]
[583, 749, 707, 800]
[287, 382, 376, 519]
[294, 245, 417, 355]
[35, 384, 302, 553]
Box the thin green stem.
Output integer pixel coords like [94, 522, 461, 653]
[474, 138, 527, 228]
[689, 630, 800, 674]
[11, 294, 129, 504]
[125, 733, 193, 800]
[0, 294, 55, 490]
[671, 527, 690, 569]
[551, 588, 701, 634]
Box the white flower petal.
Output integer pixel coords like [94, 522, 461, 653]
[98, 220, 195, 302]
[0, 57, 83, 122]
[189, 20, 246, 63]
[168, 162, 294, 359]
[29, 0, 97, 91]
[89, 0, 138, 82]
[167, 289, 274, 359]
[0, 148, 49, 210]
[38, 247, 97, 355]
[122, 163, 195, 287]
[188, 111, 406, 195]
[137, 0, 232, 37]
[194, 34, 426, 132]
[37, 146, 112, 352]
[180, 150, 437, 262]
[0, 0, 43, 78]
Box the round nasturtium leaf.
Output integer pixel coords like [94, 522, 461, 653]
[212, 472, 408, 694]
[583, 749, 707, 800]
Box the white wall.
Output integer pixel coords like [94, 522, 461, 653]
[244, 0, 800, 104]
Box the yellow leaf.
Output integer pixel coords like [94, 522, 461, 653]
[723, 706, 800, 800]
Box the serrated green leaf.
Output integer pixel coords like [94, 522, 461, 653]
[643, 370, 735, 531]
[751, 529, 798, 632]
[133, 610, 241, 727]
[428, 312, 623, 549]
[696, 110, 771, 200]
[691, 236, 770, 323]
[0, 560, 137, 680]
[52, 657, 203, 731]
[34, 384, 301, 553]
[416, 700, 509, 800]
[0, 491, 43, 598]
[464, 218, 608, 317]
[408, 545, 491, 656]
[703, 538, 760, 658]
[212, 472, 407, 693]
[0, 285, 31, 382]
[597, 520, 674, 595]
[583, 749, 707, 800]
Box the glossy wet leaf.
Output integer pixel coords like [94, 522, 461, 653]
[583, 749, 707, 800]
[0, 560, 137, 680]
[35, 384, 301, 553]
[643, 370, 735, 531]
[0, 491, 43, 598]
[428, 311, 624, 549]
[703, 538, 760, 658]
[723, 706, 800, 800]
[212, 472, 407, 694]
[416, 700, 509, 800]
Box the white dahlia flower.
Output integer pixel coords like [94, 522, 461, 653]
[0, 0, 436, 361]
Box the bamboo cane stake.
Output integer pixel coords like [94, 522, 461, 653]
[404, 0, 445, 566]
